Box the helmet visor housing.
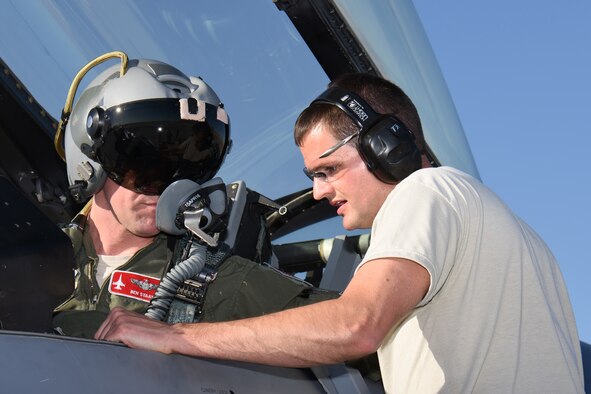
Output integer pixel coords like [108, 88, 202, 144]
[92, 98, 230, 195]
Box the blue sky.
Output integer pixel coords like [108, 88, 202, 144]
[0, 0, 587, 345]
[413, 1, 591, 343]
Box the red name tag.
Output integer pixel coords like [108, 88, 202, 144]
[108, 270, 160, 303]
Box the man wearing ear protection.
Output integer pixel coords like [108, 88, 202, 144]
[51, 57, 346, 343]
[97, 73, 584, 393]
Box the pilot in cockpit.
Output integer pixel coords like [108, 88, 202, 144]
[51, 53, 380, 381]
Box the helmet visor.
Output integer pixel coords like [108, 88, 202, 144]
[94, 98, 229, 195]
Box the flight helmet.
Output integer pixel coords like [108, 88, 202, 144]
[62, 57, 231, 202]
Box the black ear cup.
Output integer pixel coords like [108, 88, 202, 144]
[357, 116, 422, 183]
[311, 86, 421, 183]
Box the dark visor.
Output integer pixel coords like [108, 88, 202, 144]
[94, 98, 230, 195]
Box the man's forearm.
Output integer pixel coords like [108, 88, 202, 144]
[96, 258, 428, 366]
[98, 297, 373, 367]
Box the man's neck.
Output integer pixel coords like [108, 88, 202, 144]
[87, 204, 155, 256]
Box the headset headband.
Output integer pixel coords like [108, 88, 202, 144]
[311, 86, 380, 131]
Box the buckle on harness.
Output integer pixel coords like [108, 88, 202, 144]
[174, 267, 218, 306]
[175, 279, 206, 305]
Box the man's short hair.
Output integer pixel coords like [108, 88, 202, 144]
[294, 73, 426, 153]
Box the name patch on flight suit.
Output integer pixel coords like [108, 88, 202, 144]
[108, 270, 160, 303]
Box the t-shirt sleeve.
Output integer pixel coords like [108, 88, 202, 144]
[359, 176, 464, 307]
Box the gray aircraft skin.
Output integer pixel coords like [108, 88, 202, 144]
[0, 1, 588, 393]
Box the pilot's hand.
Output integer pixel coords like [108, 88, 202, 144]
[94, 307, 177, 354]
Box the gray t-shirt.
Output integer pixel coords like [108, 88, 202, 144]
[358, 167, 584, 393]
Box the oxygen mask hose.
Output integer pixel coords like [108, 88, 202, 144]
[145, 238, 207, 321]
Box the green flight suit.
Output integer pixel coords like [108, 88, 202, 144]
[53, 209, 338, 337]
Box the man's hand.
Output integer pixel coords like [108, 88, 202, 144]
[94, 307, 176, 354]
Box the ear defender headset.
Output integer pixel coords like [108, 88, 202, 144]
[311, 86, 422, 183]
